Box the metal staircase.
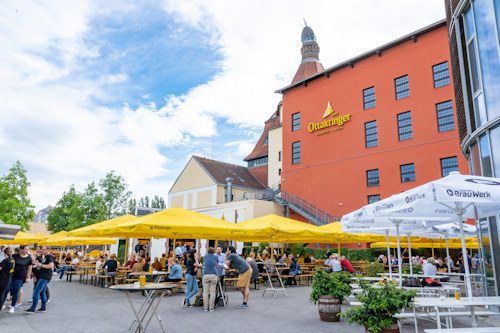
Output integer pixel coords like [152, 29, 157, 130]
[274, 191, 339, 226]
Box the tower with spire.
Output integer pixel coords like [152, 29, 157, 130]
[291, 22, 324, 84]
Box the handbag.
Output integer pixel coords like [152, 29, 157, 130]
[402, 277, 420, 287]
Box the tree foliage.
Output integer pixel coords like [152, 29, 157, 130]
[128, 195, 166, 214]
[0, 161, 35, 230]
[48, 171, 131, 232]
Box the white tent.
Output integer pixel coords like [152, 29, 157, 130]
[341, 172, 500, 297]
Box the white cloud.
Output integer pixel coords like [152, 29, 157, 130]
[0, 0, 446, 211]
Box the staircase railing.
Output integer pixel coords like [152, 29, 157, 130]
[276, 191, 340, 226]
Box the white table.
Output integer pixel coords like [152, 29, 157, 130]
[110, 283, 175, 333]
[413, 296, 500, 330]
[128, 271, 169, 283]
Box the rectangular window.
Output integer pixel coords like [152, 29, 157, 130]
[278, 168, 281, 175]
[292, 112, 300, 131]
[366, 169, 379, 187]
[397, 111, 413, 141]
[365, 121, 378, 148]
[278, 151, 281, 161]
[363, 86, 376, 109]
[395, 75, 410, 100]
[436, 101, 455, 132]
[441, 157, 459, 177]
[400, 163, 416, 183]
[368, 195, 381, 204]
[263, 137, 268, 145]
[432, 62, 450, 88]
[292, 141, 301, 164]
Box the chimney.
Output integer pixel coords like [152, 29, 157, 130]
[225, 177, 233, 203]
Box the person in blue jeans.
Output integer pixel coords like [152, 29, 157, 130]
[183, 249, 201, 307]
[26, 246, 54, 313]
[55, 253, 79, 280]
[3, 245, 32, 313]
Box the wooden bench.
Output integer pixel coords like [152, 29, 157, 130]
[65, 270, 77, 282]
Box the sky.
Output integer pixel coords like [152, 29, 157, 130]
[0, 1, 447, 212]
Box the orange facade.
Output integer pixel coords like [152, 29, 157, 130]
[280, 24, 468, 219]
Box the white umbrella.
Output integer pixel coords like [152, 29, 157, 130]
[347, 172, 500, 297]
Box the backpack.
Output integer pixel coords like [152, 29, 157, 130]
[421, 278, 441, 287]
[402, 277, 420, 287]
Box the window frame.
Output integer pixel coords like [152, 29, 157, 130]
[363, 86, 376, 110]
[436, 100, 455, 133]
[440, 156, 459, 177]
[292, 141, 301, 165]
[432, 61, 451, 88]
[365, 120, 378, 148]
[368, 194, 381, 204]
[366, 169, 380, 187]
[292, 112, 301, 132]
[397, 111, 413, 141]
[400, 163, 416, 183]
[395, 75, 410, 100]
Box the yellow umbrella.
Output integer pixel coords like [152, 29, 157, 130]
[370, 239, 480, 249]
[318, 222, 385, 243]
[90, 207, 239, 240]
[232, 214, 331, 243]
[67, 214, 139, 237]
[1, 231, 48, 244]
[42, 231, 116, 246]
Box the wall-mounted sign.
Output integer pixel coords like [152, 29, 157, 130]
[308, 101, 351, 135]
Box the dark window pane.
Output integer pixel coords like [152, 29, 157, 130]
[365, 121, 378, 148]
[395, 75, 410, 100]
[366, 169, 379, 187]
[397, 111, 413, 141]
[363, 86, 376, 109]
[292, 141, 301, 164]
[432, 62, 450, 88]
[368, 195, 380, 204]
[441, 156, 459, 177]
[400, 163, 415, 182]
[292, 112, 300, 131]
[436, 101, 455, 132]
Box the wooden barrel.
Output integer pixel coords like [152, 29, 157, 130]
[317, 295, 341, 322]
[365, 324, 399, 333]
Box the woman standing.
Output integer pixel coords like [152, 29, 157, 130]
[0, 247, 14, 312]
[184, 249, 201, 307]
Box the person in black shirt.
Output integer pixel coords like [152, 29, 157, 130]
[102, 254, 120, 287]
[31, 249, 52, 306]
[0, 247, 14, 312]
[3, 245, 32, 313]
[26, 245, 54, 313]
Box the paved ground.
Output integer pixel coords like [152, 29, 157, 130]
[0, 278, 498, 333]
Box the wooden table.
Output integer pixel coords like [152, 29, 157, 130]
[110, 283, 176, 333]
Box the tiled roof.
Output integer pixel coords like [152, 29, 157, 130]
[291, 61, 324, 84]
[248, 165, 268, 187]
[244, 111, 281, 161]
[194, 156, 266, 190]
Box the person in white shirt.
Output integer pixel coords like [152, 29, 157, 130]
[54, 254, 79, 280]
[95, 256, 105, 273]
[422, 257, 437, 276]
[0, 246, 5, 262]
[174, 244, 183, 260]
[77, 250, 83, 258]
[330, 255, 342, 272]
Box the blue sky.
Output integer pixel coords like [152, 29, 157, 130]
[0, 1, 446, 211]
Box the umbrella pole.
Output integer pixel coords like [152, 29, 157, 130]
[124, 238, 129, 264]
[394, 220, 402, 285]
[457, 210, 473, 298]
[337, 243, 340, 256]
[432, 244, 435, 258]
[445, 236, 451, 273]
[386, 230, 392, 279]
[408, 234, 413, 275]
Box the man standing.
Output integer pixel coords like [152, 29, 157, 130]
[202, 247, 218, 312]
[225, 246, 251, 308]
[174, 243, 183, 261]
[215, 246, 225, 299]
[26, 246, 54, 313]
[3, 245, 32, 313]
[0, 247, 14, 312]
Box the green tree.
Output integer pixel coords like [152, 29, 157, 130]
[151, 195, 166, 209]
[99, 171, 132, 219]
[0, 161, 35, 230]
[128, 198, 137, 214]
[47, 186, 81, 233]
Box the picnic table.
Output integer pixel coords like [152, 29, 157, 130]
[413, 296, 500, 330]
[128, 271, 170, 283]
[110, 283, 176, 333]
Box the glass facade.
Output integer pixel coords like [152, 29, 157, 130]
[448, 0, 500, 300]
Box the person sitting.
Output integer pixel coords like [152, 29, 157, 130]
[142, 257, 151, 272]
[284, 254, 300, 285]
[54, 253, 79, 280]
[123, 254, 137, 270]
[422, 257, 437, 276]
[329, 255, 342, 273]
[340, 256, 354, 274]
[249, 248, 255, 258]
[278, 253, 287, 265]
[304, 253, 312, 264]
[95, 256, 105, 274]
[165, 257, 182, 282]
[152, 257, 162, 271]
[102, 254, 120, 287]
[159, 254, 167, 270]
[130, 256, 145, 273]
